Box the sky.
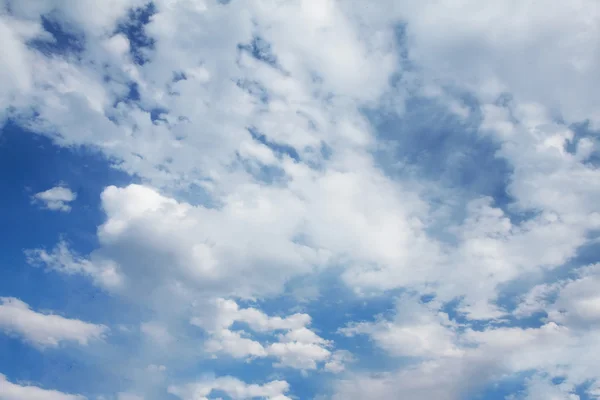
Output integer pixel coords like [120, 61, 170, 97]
[0, 0, 600, 399]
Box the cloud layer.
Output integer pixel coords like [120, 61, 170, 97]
[1, 0, 599, 398]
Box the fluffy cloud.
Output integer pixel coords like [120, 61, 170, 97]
[0, 297, 107, 349]
[193, 298, 336, 370]
[517, 263, 600, 329]
[45, 178, 430, 313]
[168, 376, 291, 400]
[332, 272, 600, 399]
[0, 374, 85, 400]
[412, 0, 600, 126]
[2, 0, 600, 398]
[336, 0, 600, 125]
[341, 295, 461, 358]
[31, 186, 76, 212]
[1, 0, 398, 189]
[547, 264, 600, 328]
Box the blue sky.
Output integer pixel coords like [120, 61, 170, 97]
[1, 1, 600, 400]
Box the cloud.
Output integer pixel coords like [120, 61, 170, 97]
[515, 263, 600, 329]
[546, 264, 600, 328]
[509, 375, 580, 400]
[140, 321, 173, 346]
[168, 376, 291, 400]
[116, 394, 144, 400]
[0, 374, 85, 400]
[191, 298, 310, 333]
[2, 0, 600, 398]
[0, 297, 107, 349]
[25, 241, 123, 290]
[267, 327, 332, 370]
[340, 295, 461, 358]
[193, 298, 337, 371]
[331, 277, 600, 399]
[331, 362, 471, 400]
[32, 185, 76, 212]
[1, 0, 399, 189]
[72, 179, 433, 312]
[351, 0, 600, 125]
[204, 328, 268, 359]
[324, 350, 353, 374]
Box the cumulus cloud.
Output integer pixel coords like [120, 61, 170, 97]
[67, 179, 432, 318]
[168, 376, 291, 400]
[332, 281, 600, 400]
[192, 298, 337, 371]
[0, 297, 107, 349]
[2, 0, 600, 398]
[0, 373, 85, 400]
[32, 185, 76, 212]
[517, 263, 600, 330]
[340, 295, 461, 358]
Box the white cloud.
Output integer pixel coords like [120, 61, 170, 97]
[116, 394, 144, 400]
[341, 296, 461, 358]
[267, 328, 331, 370]
[0, 374, 85, 400]
[514, 263, 600, 351]
[510, 375, 579, 400]
[168, 376, 291, 400]
[78, 179, 433, 317]
[192, 299, 337, 371]
[0, 297, 107, 349]
[1, 0, 399, 190]
[332, 286, 600, 400]
[331, 358, 480, 400]
[324, 350, 354, 374]
[354, 0, 600, 126]
[191, 298, 310, 334]
[32, 186, 76, 212]
[0, 14, 39, 121]
[545, 264, 600, 328]
[25, 241, 123, 290]
[331, 266, 600, 398]
[204, 328, 267, 359]
[2, 0, 600, 398]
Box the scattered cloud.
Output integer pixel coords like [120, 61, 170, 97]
[1, 0, 600, 398]
[0, 373, 85, 400]
[340, 295, 462, 358]
[0, 297, 107, 349]
[168, 376, 291, 400]
[32, 185, 76, 212]
[193, 298, 338, 371]
[25, 241, 123, 290]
